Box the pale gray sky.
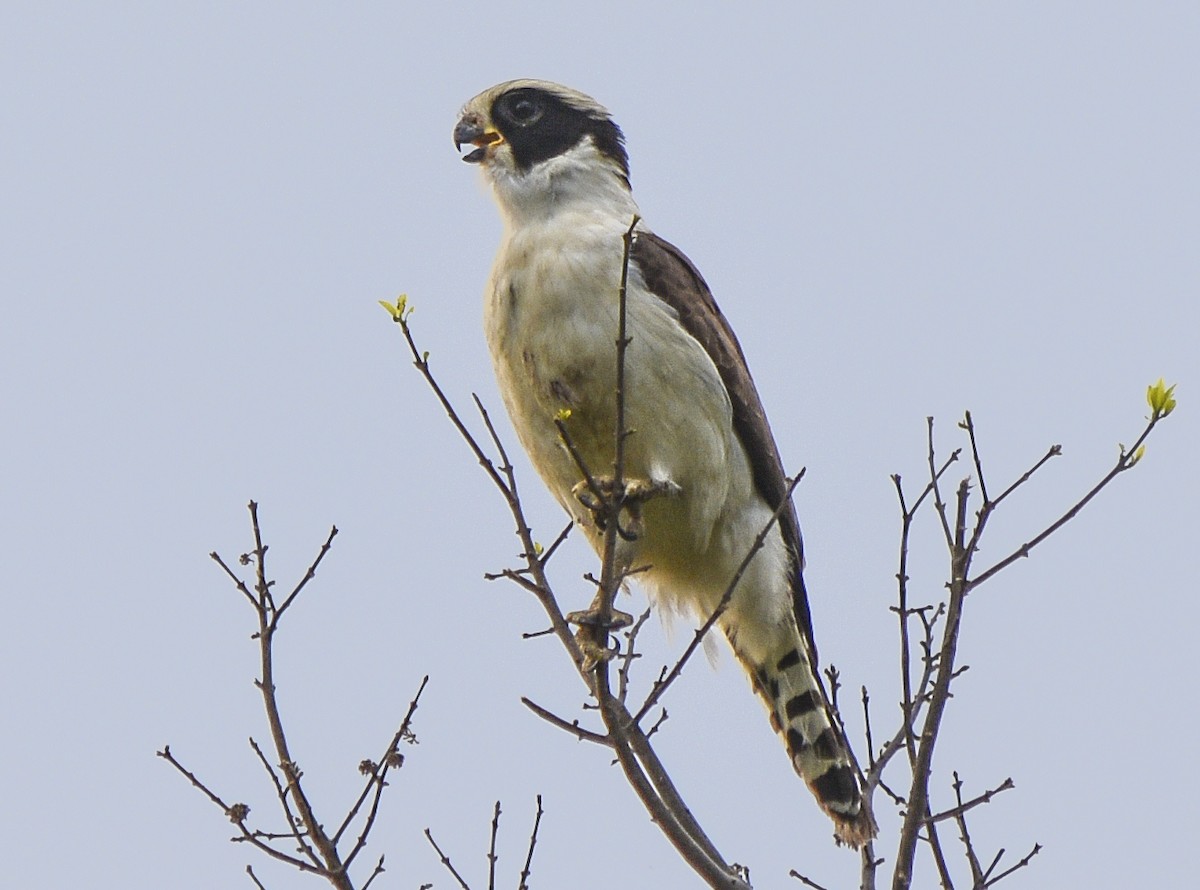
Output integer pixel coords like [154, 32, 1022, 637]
[2, 4, 1196, 888]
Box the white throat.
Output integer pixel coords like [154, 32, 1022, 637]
[484, 138, 639, 230]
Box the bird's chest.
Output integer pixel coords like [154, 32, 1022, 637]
[484, 229, 628, 457]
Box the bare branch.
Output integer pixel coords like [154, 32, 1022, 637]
[517, 795, 544, 890]
[170, 509, 431, 888]
[887, 403, 1168, 888]
[424, 828, 473, 890]
[789, 869, 833, 890]
[870, 603, 942, 787]
[862, 686, 877, 770]
[537, 521, 575, 569]
[157, 745, 241, 820]
[487, 801, 501, 890]
[238, 504, 354, 890]
[893, 425, 975, 889]
[983, 842, 1042, 887]
[209, 550, 259, 609]
[248, 735, 317, 866]
[989, 444, 1061, 510]
[951, 772, 984, 886]
[927, 418, 958, 549]
[644, 708, 669, 740]
[859, 846, 885, 890]
[396, 316, 585, 672]
[616, 608, 653, 703]
[960, 410, 990, 505]
[274, 523, 339, 620]
[520, 697, 611, 745]
[891, 473, 921, 770]
[359, 856, 386, 890]
[922, 815, 955, 890]
[969, 415, 1161, 589]
[484, 567, 553, 598]
[960, 420, 1061, 579]
[826, 664, 842, 716]
[339, 676, 429, 867]
[927, 776, 1015, 824]
[157, 745, 317, 873]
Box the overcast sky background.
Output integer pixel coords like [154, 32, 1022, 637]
[3, 4, 1197, 888]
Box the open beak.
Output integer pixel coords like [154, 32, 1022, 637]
[453, 115, 503, 164]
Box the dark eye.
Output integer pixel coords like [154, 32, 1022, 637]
[503, 95, 544, 125]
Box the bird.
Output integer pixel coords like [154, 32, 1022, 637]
[453, 79, 876, 847]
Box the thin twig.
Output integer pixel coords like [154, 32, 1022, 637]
[868, 602, 942, 791]
[989, 445, 1062, 510]
[520, 698, 611, 745]
[861, 686, 877, 769]
[984, 843, 1042, 886]
[961, 410, 990, 505]
[889, 448, 961, 775]
[397, 314, 584, 671]
[922, 813, 955, 890]
[927, 418, 957, 550]
[248, 735, 316, 865]
[487, 801, 500, 890]
[968, 415, 1160, 589]
[892, 425, 975, 890]
[860, 847, 885, 890]
[360, 855, 386, 890]
[961, 410, 1062, 571]
[424, 828, 472, 890]
[789, 869, 832, 890]
[517, 795, 544, 890]
[157, 745, 317, 873]
[340, 676, 429, 868]
[951, 772, 985, 886]
[617, 608, 653, 703]
[645, 708, 669, 740]
[209, 550, 258, 609]
[927, 776, 1015, 824]
[484, 568, 552, 598]
[892, 473, 919, 769]
[274, 524, 339, 620]
[538, 521, 575, 569]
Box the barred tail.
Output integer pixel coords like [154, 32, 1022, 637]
[729, 625, 877, 847]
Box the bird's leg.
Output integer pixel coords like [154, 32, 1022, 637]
[567, 475, 681, 668]
[567, 591, 632, 670]
[570, 476, 681, 537]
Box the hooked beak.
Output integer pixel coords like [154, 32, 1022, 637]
[453, 115, 503, 164]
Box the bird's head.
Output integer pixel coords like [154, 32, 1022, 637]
[454, 80, 632, 220]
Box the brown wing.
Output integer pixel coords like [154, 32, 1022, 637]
[630, 230, 817, 655]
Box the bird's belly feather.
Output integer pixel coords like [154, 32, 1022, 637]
[484, 228, 778, 621]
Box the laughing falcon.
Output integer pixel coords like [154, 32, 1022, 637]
[454, 79, 875, 847]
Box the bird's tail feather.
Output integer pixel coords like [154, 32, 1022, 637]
[728, 625, 877, 848]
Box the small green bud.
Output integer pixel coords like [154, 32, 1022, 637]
[1146, 378, 1177, 418]
[378, 293, 413, 322]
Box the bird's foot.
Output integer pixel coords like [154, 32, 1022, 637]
[570, 476, 681, 536]
[566, 605, 635, 670]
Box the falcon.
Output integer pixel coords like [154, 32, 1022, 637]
[453, 79, 875, 847]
